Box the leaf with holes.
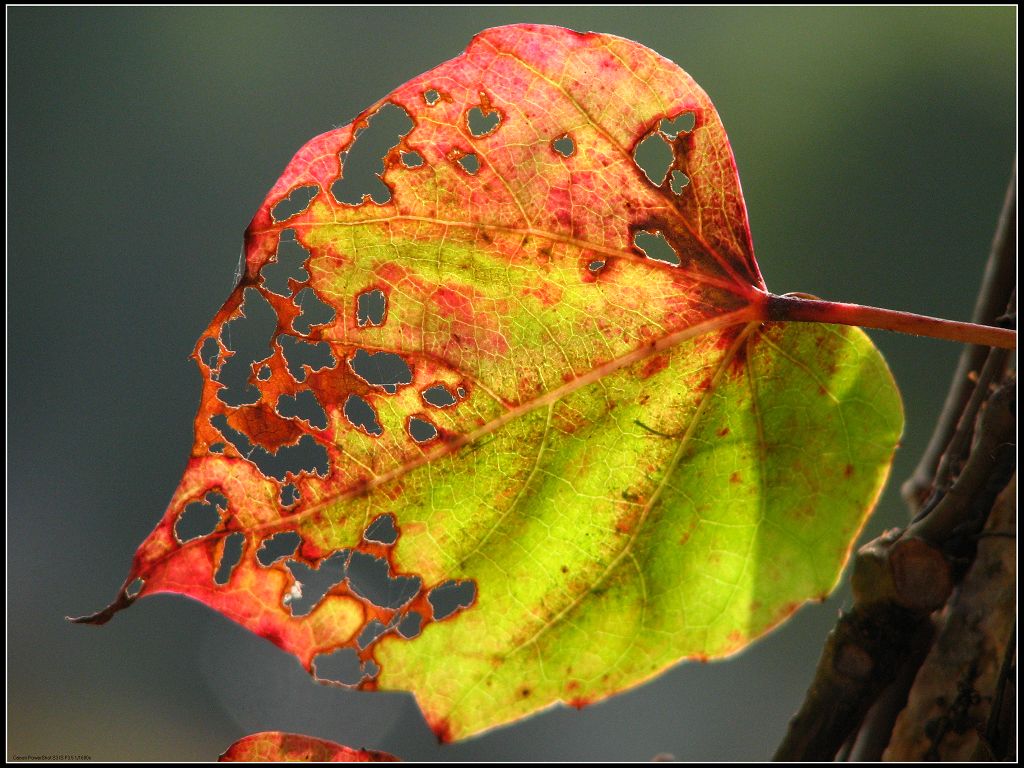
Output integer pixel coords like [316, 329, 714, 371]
[78, 24, 903, 741]
[220, 732, 398, 762]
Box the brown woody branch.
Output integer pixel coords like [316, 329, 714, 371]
[884, 476, 1016, 760]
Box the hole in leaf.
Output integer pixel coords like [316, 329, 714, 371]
[634, 230, 680, 266]
[199, 337, 220, 369]
[357, 618, 391, 649]
[280, 483, 300, 507]
[670, 170, 690, 195]
[343, 393, 384, 436]
[363, 658, 380, 679]
[276, 390, 328, 430]
[356, 288, 387, 327]
[292, 287, 336, 335]
[218, 288, 277, 406]
[456, 386, 466, 399]
[314, 647, 364, 686]
[257, 365, 271, 381]
[400, 150, 424, 168]
[552, 134, 575, 157]
[428, 579, 477, 620]
[209, 441, 226, 453]
[348, 349, 412, 393]
[256, 531, 302, 566]
[212, 414, 329, 480]
[271, 184, 319, 222]
[633, 133, 673, 186]
[407, 416, 438, 443]
[214, 532, 245, 585]
[467, 106, 501, 137]
[262, 230, 311, 297]
[588, 260, 605, 273]
[331, 103, 413, 206]
[125, 577, 145, 599]
[284, 551, 347, 615]
[397, 612, 422, 639]
[346, 551, 421, 610]
[423, 89, 441, 105]
[280, 335, 336, 383]
[421, 384, 457, 408]
[457, 153, 480, 175]
[174, 491, 228, 543]
[363, 513, 398, 545]
[659, 112, 695, 138]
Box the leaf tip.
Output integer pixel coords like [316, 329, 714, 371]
[428, 717, 454, 745]
[67, 587, 138, 625]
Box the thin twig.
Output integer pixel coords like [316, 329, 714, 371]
[846, 621, 934, 761]
[911, 377, 1016, 546]
[984, 622, 1016, 758]
[902, 171, 1016, 511]
[930, 315, 1013, 498]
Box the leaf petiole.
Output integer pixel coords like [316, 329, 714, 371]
[765, 293, 1016, 349]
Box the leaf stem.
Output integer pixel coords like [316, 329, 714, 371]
[766, 294, 1016, 349]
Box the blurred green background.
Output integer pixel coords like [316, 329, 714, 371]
[8, 7, 1014, 761]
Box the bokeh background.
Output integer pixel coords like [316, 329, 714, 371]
[8, 7, 1014, 761]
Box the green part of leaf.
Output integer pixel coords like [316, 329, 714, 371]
[374, 321, 901, 737]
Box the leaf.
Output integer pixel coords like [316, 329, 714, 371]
[78, 24, 903, 741]
[220, 732, 398, 762]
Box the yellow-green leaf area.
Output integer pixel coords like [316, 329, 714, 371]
[373, 321, 901, 738]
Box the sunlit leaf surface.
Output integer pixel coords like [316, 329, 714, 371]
[81, 24, 902, 741]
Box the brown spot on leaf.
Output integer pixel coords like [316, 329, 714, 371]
[640, 354, 669, 379]
[616, 506, 641, 534]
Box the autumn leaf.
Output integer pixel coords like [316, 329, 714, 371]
[77, 24, 904, 741]
[220, 732, 397, 762]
